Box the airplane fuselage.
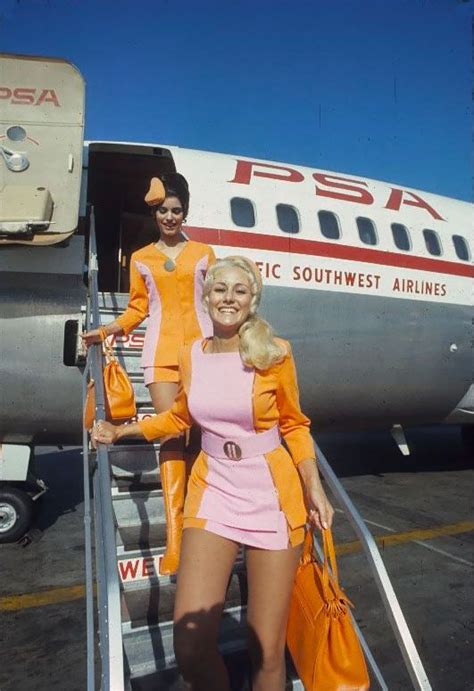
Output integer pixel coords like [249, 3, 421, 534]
[0, 53, 472, 444]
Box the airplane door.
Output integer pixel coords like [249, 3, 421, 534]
[0, 53, 85, 245]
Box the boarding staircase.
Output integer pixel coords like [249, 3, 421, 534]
[82, 216, 432, 690]
[95, 294, 273, 689]
[82, 220, 305, 688]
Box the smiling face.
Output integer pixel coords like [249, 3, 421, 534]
[206, 266, 253, 336]
[153, 196, 184, 239]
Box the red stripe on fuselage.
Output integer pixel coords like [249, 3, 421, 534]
[185, 226, 474, 278]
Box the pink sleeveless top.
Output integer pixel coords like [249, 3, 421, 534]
[187, 341, 283, 535]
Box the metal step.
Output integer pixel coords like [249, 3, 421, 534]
[113, 488, 165, 528]
[118, 546, 246, 586]
[113, 475, 161, 492]
[118, 546, 169, 587]
[98, 291, 135, 312]
[128, 646, 251, 691]
[109, 442, 161, 494]
[122, 569, 248, 630]
[125, 624, 303, 691]
[124, 606, 247, 683]
[117, 521, 168, 555]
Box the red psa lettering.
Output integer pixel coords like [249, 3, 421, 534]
[0, 87, 12, 100]
[229, 160, 304, 185]
[35, 89, 60, 107]
[313, 174, 374, 205]
[385, 189, 444, 221]
[130, 333, 145, 347]
[12, 88, 36, 105]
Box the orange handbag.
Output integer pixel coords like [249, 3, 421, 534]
[286, 528, 370, 691]
[83, 328, 136, 429]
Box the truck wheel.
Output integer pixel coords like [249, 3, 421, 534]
[0, 488, 34, 543]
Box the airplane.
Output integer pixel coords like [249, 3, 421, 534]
[0, 51, 472, 541]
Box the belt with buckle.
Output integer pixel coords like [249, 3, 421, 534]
[201, 425, 280, 461]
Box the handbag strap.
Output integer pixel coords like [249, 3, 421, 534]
[303, 528, 342, 600]
[301, 528, 316, 565]
[301, 529, 331, 602]
[322, 528, 340, 591]
[99, 327, 116, 363]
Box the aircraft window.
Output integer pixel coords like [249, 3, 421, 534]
[230, 197, 256, 228]
[423, 229, 442, 256]
[276, 204, 300, 233]
[391, 223, 411, 251]
[318, 210, 341, 240]
[356, 217, 377, 246]
[452, 235, 471, 261]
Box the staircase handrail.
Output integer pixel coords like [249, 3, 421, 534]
[314, 440, 431, 690]
[83, 208, 125, 690]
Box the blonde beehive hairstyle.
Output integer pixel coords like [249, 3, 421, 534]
[203, 256, 287, 370]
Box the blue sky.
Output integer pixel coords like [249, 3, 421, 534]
[1, 0, 471, 200]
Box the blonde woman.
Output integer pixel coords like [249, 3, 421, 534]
[94, 256, 334, 691]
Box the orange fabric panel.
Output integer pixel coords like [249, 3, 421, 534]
[116, 257, 149, 335]
[177, 343, 193, 396]
[264, 446, 307, 529]
[289, 525, 305, 547]
[116, 241, 215, 367]
[252, 340, 315, 465]
[183, 518, 208, 530]
[183, 451, 210, 522]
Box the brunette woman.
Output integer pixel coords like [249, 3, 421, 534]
[83, 173, 215, 575]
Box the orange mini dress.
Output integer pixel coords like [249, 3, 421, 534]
[116, 241, 216, 384]
[138, 339, 315, 547]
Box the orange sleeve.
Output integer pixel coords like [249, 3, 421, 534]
[116, 258, 149, 335]
[276, 345, 316, 466]
[138, 381, 192, 442]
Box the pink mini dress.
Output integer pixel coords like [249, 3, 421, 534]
[185, 340, 290, 550]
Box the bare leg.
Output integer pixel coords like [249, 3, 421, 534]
[148, 382, 186, 575]
[173, 528, 240, 690]
[246, 543, 302, 691]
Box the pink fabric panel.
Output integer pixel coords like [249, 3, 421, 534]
[188, 341, 283, 536]
[193, 254, 213, 337]
[203, 512, 289, 550]
[197, 453, 280, 530]
[188, 341, 255, 437]
[134, 261, 162, 368]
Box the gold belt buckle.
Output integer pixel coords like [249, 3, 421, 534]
[223, 441, 242, 461]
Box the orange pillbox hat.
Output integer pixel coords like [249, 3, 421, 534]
[145, 177, 166, 207]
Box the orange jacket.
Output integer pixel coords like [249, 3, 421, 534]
[139, 339, 316, 529]
[116, 241, 216, 368]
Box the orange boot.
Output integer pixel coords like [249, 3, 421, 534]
[159, 457, 187, 576]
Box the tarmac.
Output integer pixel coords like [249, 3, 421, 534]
[0, 425, 472, 691]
